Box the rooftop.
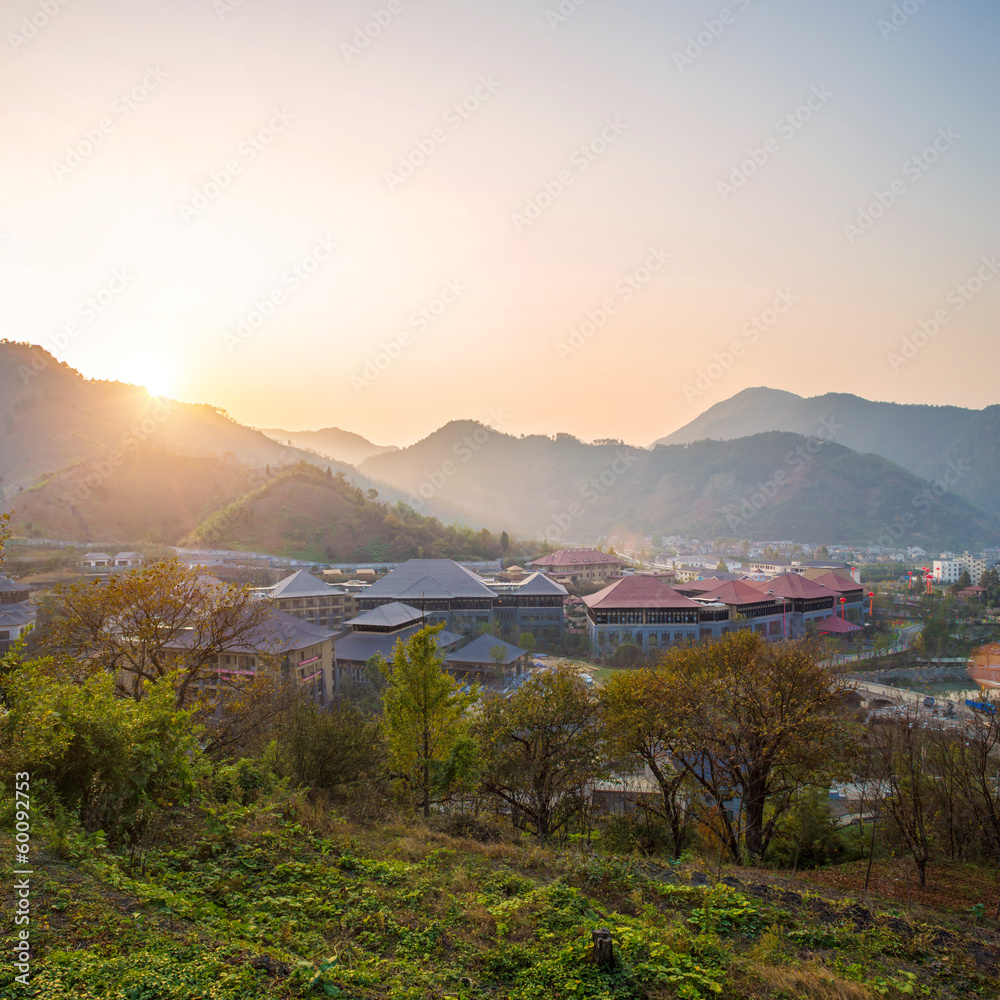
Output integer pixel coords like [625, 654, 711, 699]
[583, 575, 701, 611]
[530, 549, 622, 568]
[363, 559, 495, 602]
[445, 634, 526, 666]
[345, 602, 425, 631]
[268, 569, 345, 599]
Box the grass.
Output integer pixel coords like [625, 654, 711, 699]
[3, 797, 999, 999]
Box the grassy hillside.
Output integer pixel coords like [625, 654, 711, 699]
[2, 811, 996, 999]
[361, 423, 999, 548]
[184, 462, 510, 562]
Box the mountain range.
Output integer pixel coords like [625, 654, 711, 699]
[656, 388, 1000, 517]
[1, 341, 996, 553]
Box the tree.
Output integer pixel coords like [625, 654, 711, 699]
[33, 559, 291, 755]
[474, 665, 605, 841]
[636, 632, 851, 862]
[500, 531, 510, 555]
[518, 631, 536, 651]
[37, 559, 277, 707]
[816, 545, 830, 560]
[0, 510, 10, 572]
[380, 624, 478, 817]
[602, 668, 695, 858]
[716, 559, 728, 573]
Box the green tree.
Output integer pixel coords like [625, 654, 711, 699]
[518, 631, 536, 651]
[634, 632, 851, 862]
[500, 530, 510, 555]
[715, 559, 728, 573]
[474, 665, 605, 841]
[602, 667, 695, 858]
[381, 624, 478, 817]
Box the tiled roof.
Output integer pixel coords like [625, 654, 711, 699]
[270, 569, 345, 599]
[362, 560, 495, 601]
[749, 574, 835, 600]
[694, 581, 778, 606]
[814, 615, 862, 633]
[165, 607, 335, 655]
[335, 626, 461, 663]
[505, 572, 569, 596]
[583, 576, 701, 610]
[345, 602, 425, 630]
[445, 634, 525, 666]
[804, 571, 863, 594]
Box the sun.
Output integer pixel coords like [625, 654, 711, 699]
[122, 351, 178, 398]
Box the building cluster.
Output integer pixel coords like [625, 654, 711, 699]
[931, 551, 999, 586]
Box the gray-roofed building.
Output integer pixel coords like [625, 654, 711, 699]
[335, 599, 462, 683]
[262, 569, 355, 629]
[0, 576, 35, 654]
[344, 602, 425, 631]
[444, 634, 528, 689]
[164, 606, 337, 706]
[357, 560, 566, 641]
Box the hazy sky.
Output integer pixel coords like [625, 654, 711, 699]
[3, 0, 998, 447]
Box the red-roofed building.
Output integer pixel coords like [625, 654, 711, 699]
[530, 548, 622, 583]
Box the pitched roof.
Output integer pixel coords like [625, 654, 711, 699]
[362, 559, 495, 601]
[0, 576, 30, 597]
[814, 615, 862, 633]
[749, 573, 836, 600]
[334, 625, 461, 664]
[694, 580, 778, 606]
[530, 549, 621, 568]
[269, 569, 345, 599]
[345, 602, 425, 630]
[165, 607, 336, 655]
[583, 576, 701, 610]
[445, 634, 525, 666]
[804, 571, 863, 594]
[506, 572, 569, 596]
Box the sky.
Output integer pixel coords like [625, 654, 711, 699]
[2, 0, 998, 448]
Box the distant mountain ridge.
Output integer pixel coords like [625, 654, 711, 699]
[360, 420, 997, 549]
[655, 388, 1000, 515]
[257, 426, 397, 466]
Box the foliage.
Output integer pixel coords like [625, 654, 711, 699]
[380, 624, 478, 817]
[474, 665, 605, 841]
[0, 660, 202, 847]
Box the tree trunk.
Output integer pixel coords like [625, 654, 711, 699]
[589, 928, 615, 969]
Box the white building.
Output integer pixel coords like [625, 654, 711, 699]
[932, 552, 995, 586]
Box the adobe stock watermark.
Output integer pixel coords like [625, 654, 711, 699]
[536, 450, 639, 542]
[8, 0, 71, 53]
[878, 0, 933, 40]
[723, 417, 842, 531]
[352, 278, 466, 393]
[225, 236, 338, 352]
[212, 0, 250, 20]
[52, 67, 168, 180]
[12, 771, 32, 986]
[511, 117, 627, 234]
[546, 0, 589, 30]
[681, 289, 798, 403]
[341, 1, 406, 62]
[72, 399, 181, 502]
[385, 76, 500, 192]
[717, 85, 832, 202]
[407, 407, 510, 510]
[843, 127, 959, 244]
[873, 459, 970, 550]
[179, 109, 294, 225]
[887, 255, 999, 371]
[672, 0, 753, 72]
[555, 246, 669, 361]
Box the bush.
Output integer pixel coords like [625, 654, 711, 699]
[439, 813, 504, 843]
[599, 810, 675, 856]
[0, 661, 202, 848]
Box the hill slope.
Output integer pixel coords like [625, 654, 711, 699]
[360, 422, 998, 548]
[258, 426, 398, 466]
[184, 462, 505, 562]
[655, 388, 1000, 514]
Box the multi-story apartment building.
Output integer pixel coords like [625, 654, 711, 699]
[529, 548, 622, 583]
[262, 570, 355, 630]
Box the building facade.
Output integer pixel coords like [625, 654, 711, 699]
[529, 548, 622, 583]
